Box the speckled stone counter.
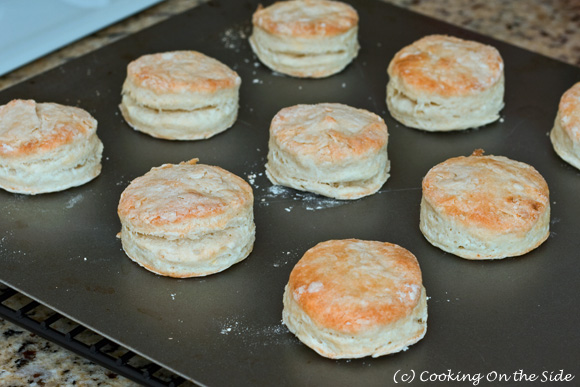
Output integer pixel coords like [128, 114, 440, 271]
[0, 324, 138, 386]
[1, 0, 579, 385]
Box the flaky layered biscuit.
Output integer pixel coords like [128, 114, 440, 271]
[249, 0, 359, 78]
[265, 103, 389, 200]
[117, 159, 255, 277]
[0, 99, 103, 195]
[283, 239, 427, 359]
[550, 82, 580, 170]
[420, 150, 550, 259]
[120, 51, 241, 140]
[386, 35, 504, 131]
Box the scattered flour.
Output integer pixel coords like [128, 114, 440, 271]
[272, 250, 297, 268]
[65, 194, 84, 209]
[218, 317, 290, 347]
[246, 171, 263, 187]
[220, 24, 251, 51]
[259, 185, 346, 211]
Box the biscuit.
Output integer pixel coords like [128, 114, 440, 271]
[283, 239, 427, 359]
[117, 159, 255, 277]
[386, 35, 504, 131]
[249, 0, 359, 78]
[0, 99, 103, 195]
[120, 51, 241, 140]
[550, 82, 580, 170]
[265, 103, 390, 200]
[420, 150, 550, 259]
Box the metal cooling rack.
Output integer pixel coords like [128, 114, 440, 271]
[0, 283, 194, 387]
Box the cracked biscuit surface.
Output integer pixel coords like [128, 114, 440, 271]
[120, 51, 240, 140]
[386, 34, 504, 131]
[283, 239, 427, 359]
[0, 99, 103, 194]
[265, 103, 389, 199]
[249, 0, 359, 78]
[420, 151, 550, 259]
[118, 159, 255, 277]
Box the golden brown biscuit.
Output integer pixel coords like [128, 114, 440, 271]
[117, 159, 255, 277]
[283, 239, 427, 359]
[120, 51, 241, 140]
[0, 99, 103, 194]
[550, 82, 580, 170]
[386, 35, 504, 131]
[420, 150, 550, 259]
[249, 0, 359, 78]
[265, 103, 390, 199]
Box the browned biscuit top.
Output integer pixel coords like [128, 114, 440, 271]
[388, 35, 503, 97]
[422, 153, 549, 233]
[558, 82, 580, 140]
[118, 159, 253, 232]
[270, 103, 388, 162]
[252, 0, 358, 37]
[125, 51, 240, 94]
[0, 99, 97, 158]
[287, 239, 423, 333]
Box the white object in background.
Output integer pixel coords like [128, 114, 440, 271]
[0, 0, 162, 77]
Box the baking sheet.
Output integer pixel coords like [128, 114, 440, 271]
[1, 1, 580, 386]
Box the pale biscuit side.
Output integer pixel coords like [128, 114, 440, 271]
[550, 113, 580, 170]
[420, 196, 550, 259]
[249, 26, 359, 78]
[120, 206, 255, 277]
[387, 74, 504, 131]
[120, 93, 238, 140]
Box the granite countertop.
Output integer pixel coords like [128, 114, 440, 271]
[1, 0, 579, 385]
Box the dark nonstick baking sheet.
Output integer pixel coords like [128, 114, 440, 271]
[1, 1, 579, 385]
